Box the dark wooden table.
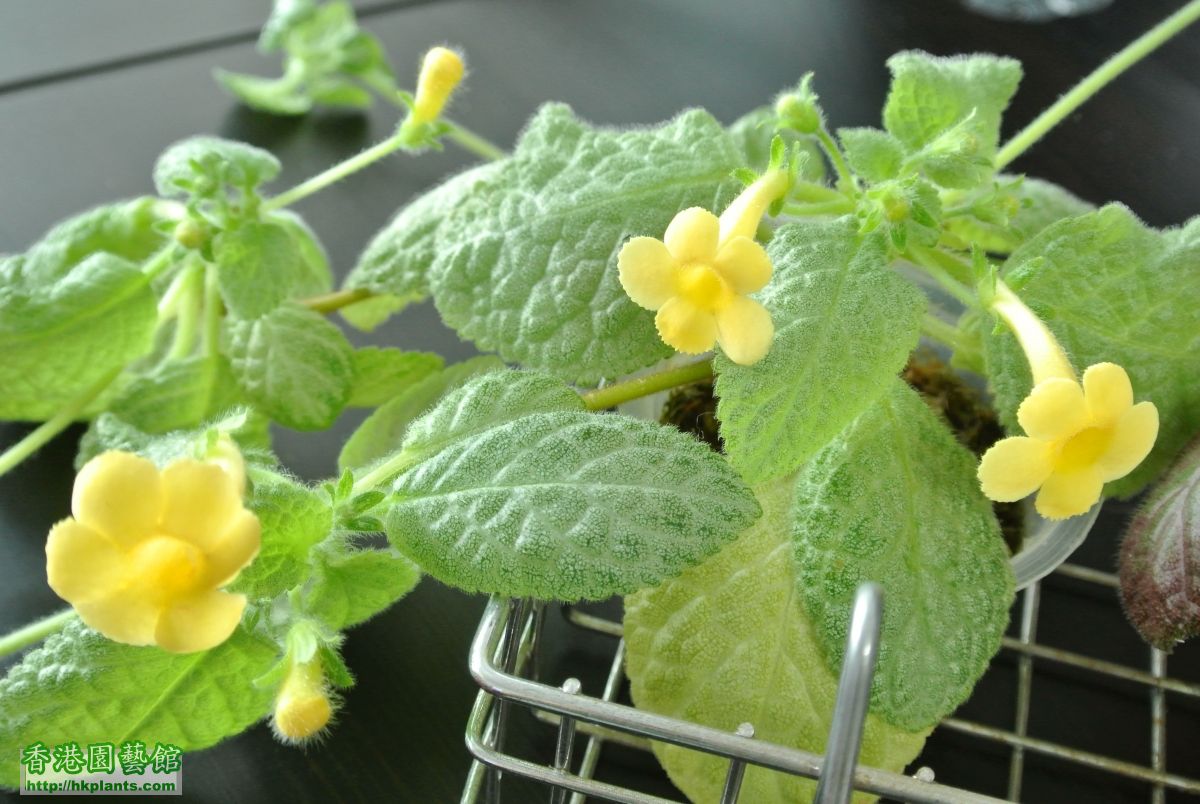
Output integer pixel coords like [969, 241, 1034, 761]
[2, 1, 1198, 801]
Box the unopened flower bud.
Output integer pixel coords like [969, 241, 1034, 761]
[272, 658, 334, 744]
[173, 219, 206, 250]
[411, 46, 465, 124]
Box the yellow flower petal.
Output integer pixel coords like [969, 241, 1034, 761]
[204, 511, 262, 588]
[712, 236, 772, 295]
[618, 237, 677, 310]
[1017, 378, 1088, 442]
[160, 460, 243, 551]
[663, 207, 719, 264]
[714, 296, 774, 366]
[1096, 401, 1159, 482]
[72, 452, 163, 548]
[45, 519, 126, 604]
[655, 297, 717, 354]
[977, 437, 1054, 502]
[155, 590, 246, 653]
[74, 589, 160, 646]
[1082, 362, 1134, 428]
[1035, 467, 1103, 520]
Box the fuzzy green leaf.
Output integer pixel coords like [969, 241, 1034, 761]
[154, 136, 280, 199]
[0, 622, 278, 788]
[214, 70, 312, 115]
[307, 548, 421, 630]
[231, 481, 333, 600]
[21, 198, 171, 279]
[945, 175, 1094, 253]
[108, 356, 241, 434]
[338, 356, 504, 473]
[625, 476, 928, 804]
[838, 127, 905, 183]
[346, 347, 444, 408]
[429, 104, 742, 383]
[223, 302, 354, 430]
[983, 206, 1200, 497]
[793, 380, 1014, 730]
[727, 106, 825, 180]
[268, 210, 333, 298]
[715, 221, 924, 484]
[77, 409, 272, 471]
[0, 253, 157, 420]
[214, 220, 309, 318]
[384, 411, 760, 600]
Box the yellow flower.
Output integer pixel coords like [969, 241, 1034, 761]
[977, 282, 1158, 520]
[272, 657, 334, 744]
[45, 450, 260, 653]
[618, 170, 787, 366]
[411, 46, 464, 125]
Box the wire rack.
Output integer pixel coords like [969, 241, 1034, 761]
[460, 560, 1200, 803]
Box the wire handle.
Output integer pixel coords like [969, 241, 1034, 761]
[814, 582, 884, 804]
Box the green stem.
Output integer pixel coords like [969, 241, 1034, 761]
[202, 264, 222, 357]
[442, 122, 506, 161]
[905, 246, 977, 308]
[580, 359, 714, 412]
[167, 263, 203, 360]
[921, 312, 963, 351]
[0, 610, 76, 658]
[263, 134, 406, 212]
[791, 180, 848, 204]
[782, 199, 856, 217]
[814, 126, 857, 195]
[995, 0, 1200, 169]
[0, 367, 122, 479]
[141, 244, 179, 282]
[352, 451, 424, 495]
[301, 287, 373, 314]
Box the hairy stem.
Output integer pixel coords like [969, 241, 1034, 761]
[301, 287, 374, 314]
[202, 264, 223, 357]
[263, 134, 406, 212]
[443, 122, 507, 161]
[904, 246, 978, 308]
[0, 609, 76, 659]
[0, 367, 123, 480]
[815, 126, 858, 195]
[921, 311, 963, 351]
[581, 359, 714, 411]
[996, 0, 1200, 169]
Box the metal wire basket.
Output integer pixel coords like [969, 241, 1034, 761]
[460, 513, 1200, 803]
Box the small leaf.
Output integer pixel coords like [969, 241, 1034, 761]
[154, 136, 280, 199]
[384, 411, 761, 601]
[223, 302, 354, 431]
[715, 221, 924, 484]
[429, 103, 743, 383]
[306, 548, 421, 630]
[346, 347, 444, 408]
[108, 355, 240, 434]
[1119, 436, 1200, 650]
[268, 210, 334, 298]
[0, 621, 278, 788]
[213, 70, 312, 116]
[838, 127, 905, 183]
[624, 476, 928, 804]
[792, 380, 1014, 731]
[230, 480, 333, 600]
[338, 356, 504, 473]
[214, 220, 308, 318]
[945, 175, 1094, 253]
[727, 106, 825, 181]
[75, 408, 274, 471]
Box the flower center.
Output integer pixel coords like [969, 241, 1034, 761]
[677, 263, 733, 312]
[129, 536, 208, 600]
[1056, 426, 1113, 472]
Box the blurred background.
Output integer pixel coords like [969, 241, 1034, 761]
[1, 1, 1198, 801]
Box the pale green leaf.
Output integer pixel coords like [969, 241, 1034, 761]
[945, 175, 1094, 253]
[108, 356, 241, 434]
[214, 220, 307, 317]
[715, 221, 924, 483]
[983, 205, 1200, 496]
[307, 548, 421, 630]
[76, 409, 272, 471]
[268, 209, 333, 298]
[384, 411, 760, 600]
[727, 106, 825, 181]
[346, 347, 444, 408]
[0, 621, 278, 788]
[838, 127, 905, 183]
[793, 380, 1014, 730]
[338, 356, 503, 473]
[21, 198, 171, 279]
[230, 480, 333, 600]
[154, 136, 280, 199]
[223, 302, 354, 430]
[429, 104, 742, 383]
[213, 70, 312, 116]
[625, 476, 928, 804]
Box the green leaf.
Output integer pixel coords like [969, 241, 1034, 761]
[231, 480, 333, 600]
[727, 106, 824, 181]
[793, 380, 1014, 730]
[338, 356, 504, 473]
[883, 52, 1021, 184]
[342, 162, 504, 306]
[268, 210, 333, 298]
[338, 293, 418, 333]
[307, 548, 421, 630]
[108, 356, 241, 434]
[945, 175, 1094, 253]
[429, 104, 742, 383]
[258, 0, 318, 51]
[214, 220, 309, 317]
[21, 198, 171, 279]
[715, 221, 924, 484]
[624, 476, 928, 804]
[213, 70, 312, 116]
[347, 347, 444, 408]
[75, 409, 273, 471]
[154, 136, 281, 199]
[0, 253, 157, 421]
[223, 302, 354, 431]
[983, 205, 1200, 496]
[384, 411, 761, 600]
[838, 127, 905, 183]
[0, 621, 278, 787]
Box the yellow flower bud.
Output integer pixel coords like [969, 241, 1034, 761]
[272, 658, 334, 744]
[411, 46, 465, 124]
[44, 449, 260, 653]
